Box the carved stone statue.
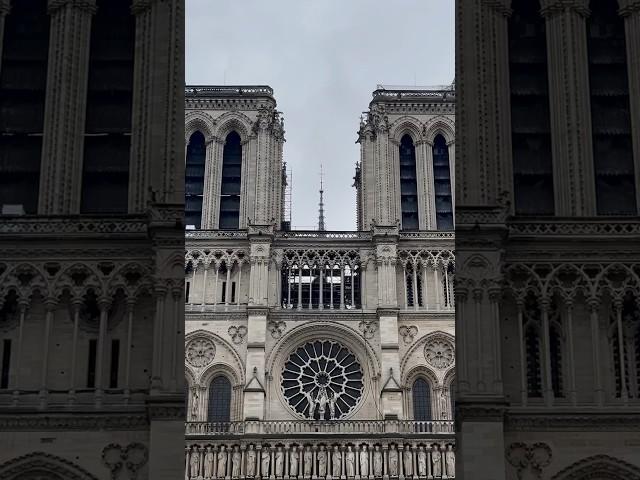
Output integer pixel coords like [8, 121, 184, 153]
[431, 446, 441, 477]
[261, 449, 271, 478]
[388, 446, 398, 477]
[217, 446, 227, 479]
[303, 447, 313, 477]
[445, 445, 455, 478]
[191, 388, 199, 420]
[359, 445, 369, 477]
[346, 446, 355, 477]
[305, 391, 316, 419]
[332, 446, 342, 478]
[232, 446, 242, 478]
[328, 392, 337, 420]
[246, 445, 256, 477]
[204, 447, 214, 479]
[275, 447, 284, 477]
[373, 446, 383, 477]
[317, 387, 329, 420]
[403, 448, 412, 476]
[189, 449, 200, 479]
[318, 448, 328, 477]
[290, 446, 299, 477]
[417, 448, 427, 477]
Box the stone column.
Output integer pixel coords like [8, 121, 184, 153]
[619, 0, 640, 212]
[38, 0, 96, 214]
[11, 298, 29, 400]
[540, 0, 596, 215]
[94, 296, 112, 406]
[0, 1, 11, 75]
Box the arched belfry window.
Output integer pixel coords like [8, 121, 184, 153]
[185, 131, 206, 229]
[432, 135, 453, 230]
[208, 375, 231, 422]
[588, 0, 637, 215]
[0, 0, 49, 213]
[399, 134, 419, 230]
[219, 131, 242, 229]
[509, 0, 554, 215]
[412, 378, 432, 420]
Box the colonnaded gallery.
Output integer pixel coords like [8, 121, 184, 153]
[184, 84, 456, 479]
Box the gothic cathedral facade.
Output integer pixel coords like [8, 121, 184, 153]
[184, 85, 456, 479]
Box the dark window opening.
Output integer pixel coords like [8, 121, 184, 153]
[221, 281, 226, 303]
[208, 375, 232, 422]
[550, 324, 563, 397]
[525, 325, 542, 398]
[1, 339, 11, 389]
[219, 131, 242, 229]
[0, 0, 49, 213]
[185, 131, 206, 228]
[432, 135, 453, 229]
[399, 134, 419, 230]
[87, 339, 98, 388]
[186, 281, 190, 303]
[231, 282, 236, 303]
[509, 0, 555, 215]
[412, 378, 432, 420]
[588, 0, 637, 215]
[109, 339, 120, 388]
[81, 0, 134, 213]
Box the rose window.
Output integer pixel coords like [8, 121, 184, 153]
[425, 339, 454, 369]
[281, 340, 364, 420]
[186, 338, 216, 367]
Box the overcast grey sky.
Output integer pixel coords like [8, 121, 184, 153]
[186, 0, 454, 230]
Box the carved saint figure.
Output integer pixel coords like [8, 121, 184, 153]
[359, 445, 369, 477]
[431, 446, 441, 477]
[246, 446, 257, 477]
[332, 446, 342, 478]
[317, 387, 329, 419]
[328, 392, 337, 420]
[403, 448, 412, 477]
[191, 389, 199, 420]
[317, 448, 328, 477]
[303, 447, 313, 477]
[346, 446, 355, 477]
[445, 445, 455, 477]
[388, 446, 398, 477]
[305, 390, 316, 419]
[290, 446, 299, 477]
[217, 446, 228, 479]
[204, 447, 214, 479]
[261, 449, 271, 478]
[232, 446, 242, 478]
[190, 450, 200, 479]
[373, 446, 383, 477]
[417, 448, 427, 477]
[275, 447, 284, 477]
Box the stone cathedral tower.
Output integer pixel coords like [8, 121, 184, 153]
[184, 85, 456, 480]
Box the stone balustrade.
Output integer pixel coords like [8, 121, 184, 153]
[186, 420, 454, 437]
[185, 440, 455, 480]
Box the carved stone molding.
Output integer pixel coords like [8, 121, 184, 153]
[0, 413, 148, 431]
[186, 338, 216, 367]
[0, 451, 100, 480]
[102, 442, 149, 480]
[550, 454, 640, 480]
[424, 334, 455, 369]
[358, 319, 378, 339]
[399, 325, 418, 344]
[540, 0, 590, 17]
[268, 320, 287, 339]
[506, 442, 552, 480]
[227, 325, 247, 344]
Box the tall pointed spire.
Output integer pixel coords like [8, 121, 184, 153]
[318, 164, 326, 231]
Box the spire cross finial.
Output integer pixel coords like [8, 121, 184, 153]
[318, 164, 326, 231]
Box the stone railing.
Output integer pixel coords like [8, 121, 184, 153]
[276, 231, 373, 240]
[398, 231, 454, 241]
[186, 420, 454, 437]
[185, 86, 274, 97]
[185, 440, 455, 480]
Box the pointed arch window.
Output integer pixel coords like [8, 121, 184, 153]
[219, 131, 242, 229]
[432, 135, 453, 229]
[610, 293, 640, 399]
[587, 0, 637, 215]
[399, 134, 419, 230]
[508, 0, 554, 215]
[0, 0, 49, 213]
[208, 375, 232, 422]
[185, 131, 206, 229]
[412, 378, 432, 421]
[81, 0, 135, 213]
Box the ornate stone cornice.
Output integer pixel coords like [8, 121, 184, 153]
[0, 413, 148, 431]
[47, 0, 97, 14]
[618, 0, 640, 16]
[480, 0, 512, 16]
[505, 412, 640, 431]
[540, 0, 590, 17]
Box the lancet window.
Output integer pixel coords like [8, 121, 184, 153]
[412, 378, 432, 421]
[279, 250, 361, 310]
[0, 0, 49, 213]
[81, 0, 135, 213]
[432, 135, 453, 230]
[588, 0, 637, 215]
[609, 292, 640, 399]
[219, 131, 242, 229]
[508, 0, 554, 215]
[399, 134, 419, 230]
[185, 131, 206, 229]
[208, 376, 232, 423]
[399, 250, 454, 311]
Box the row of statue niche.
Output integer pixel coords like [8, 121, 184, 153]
[188, 444, 455, 479]
[306, 386, 340, 420]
